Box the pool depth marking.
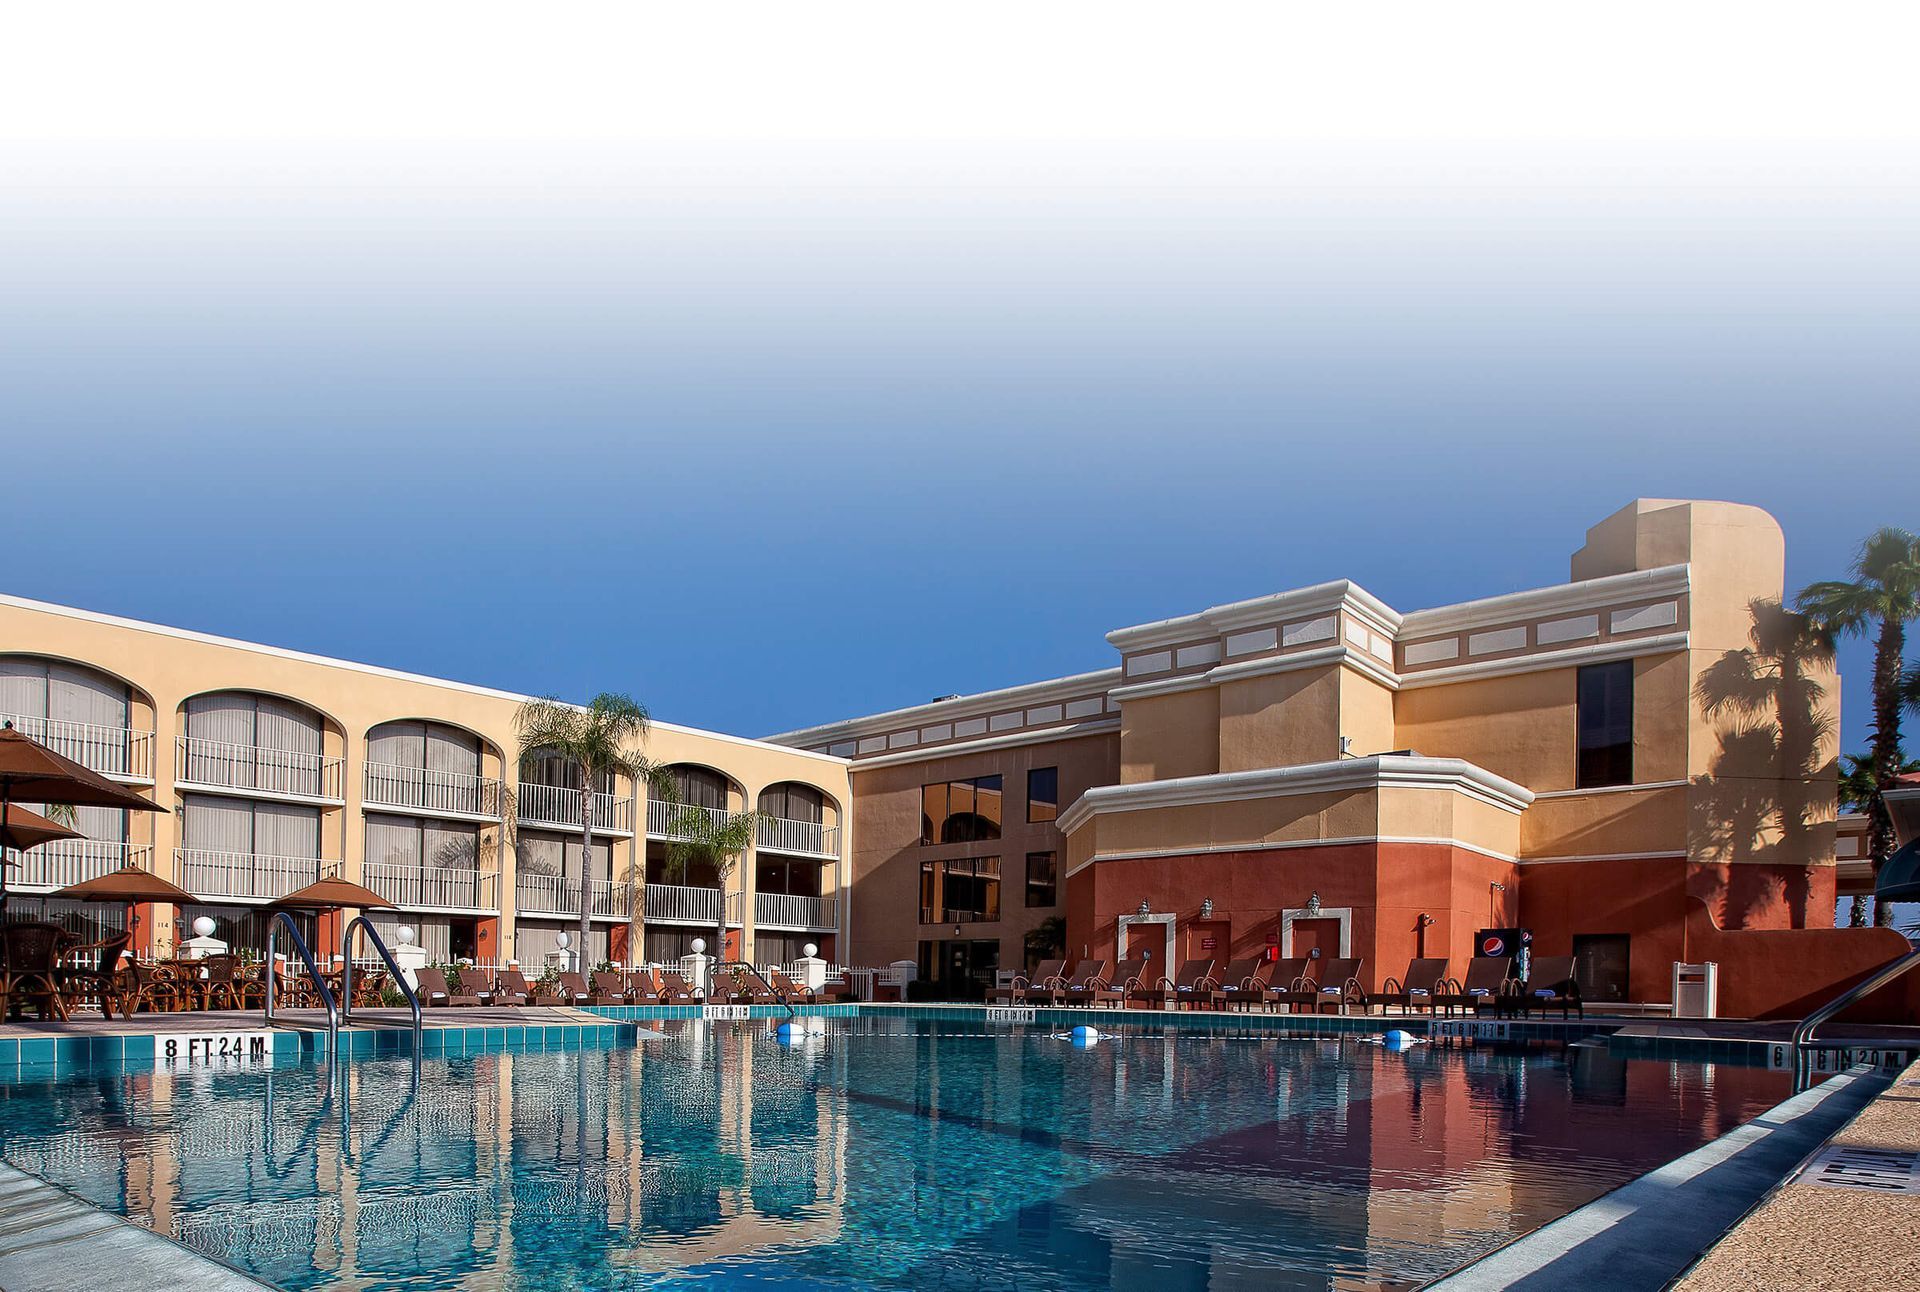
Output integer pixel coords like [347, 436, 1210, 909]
[155, 1030, 275, 1069]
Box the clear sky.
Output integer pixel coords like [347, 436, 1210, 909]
[2, 3, 1915, 758]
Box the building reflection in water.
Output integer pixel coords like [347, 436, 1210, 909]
[0, 1021, 1788, 1291]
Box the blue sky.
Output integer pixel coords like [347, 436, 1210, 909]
[1, 4, 1915, 757]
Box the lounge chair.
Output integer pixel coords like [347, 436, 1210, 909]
[1259, 958, 1317, 1013]
[552, 971, 594, 1006]
[726, 967, 779, 1005]
[1377, 958, 1450, 1015]
[1090, 959, 1149, 1009]
[1522, 956, 1583, 1018]
[415, 966, 480, 1007]
[1311, 957, 1367, 1014]
[1438, 956, 1517, 1017]
[768, 968, 816, 1005]
[591, 970, 634, 1005]
[659, 970, 701, 1004]
[987, 958, 1063, 1005]
[624, 968, 664, 1003]
[1135, 958, 1216, 1011]
[1038, 959, 1106, 1006]
[492, 968, 534, 1006]
[57, 930, 131, 1018]
[1205, 958, 1264, 1012]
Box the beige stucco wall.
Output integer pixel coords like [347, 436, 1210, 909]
[1119, 687, 1218, 784]
[0, 598, 849, 959]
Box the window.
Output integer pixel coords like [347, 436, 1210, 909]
[1027, 767, 1058, 823]
[1025, 851, 1057, 907]
[919, 856, 1001, 923]
[1576, 661, 1634, 788]
[920, 775, 1003, 845]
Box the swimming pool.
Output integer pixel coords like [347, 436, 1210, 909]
[0, 1014, 1798, 1290]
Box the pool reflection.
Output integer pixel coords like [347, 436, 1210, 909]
[0, 1020, 1792, 1290]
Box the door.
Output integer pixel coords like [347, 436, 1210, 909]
[1290, 918, 1342, 967]
[1573, 933, 1630, 1004]
[1186, 920, 1230, 965]
[937, 939, 1001, 1000]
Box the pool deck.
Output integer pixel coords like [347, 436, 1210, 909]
[0, 1004, 611, 1036]
[1676, 1055, 1920, 1291]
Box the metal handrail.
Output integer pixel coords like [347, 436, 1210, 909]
[1792, 946, 1920, 1049]
[339, 915, 422, 1051]
[715, 959, 797, 1018]
[264, 910, 339, 1057]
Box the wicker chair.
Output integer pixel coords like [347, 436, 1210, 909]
[2, 922, 72, 1020]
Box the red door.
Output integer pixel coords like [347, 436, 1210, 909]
[1126, 922, 1163, 960]
[1291, 918, 1341, 963]
[1186, 920, 1230, 964]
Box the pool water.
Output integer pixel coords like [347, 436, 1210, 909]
[0, 1016, 1795, 1290]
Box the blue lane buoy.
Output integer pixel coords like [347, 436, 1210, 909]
[1383, 1028, 1415, 1051]
[776, 1020, 803, 1045]
[1070, 1025, 1100, 1048]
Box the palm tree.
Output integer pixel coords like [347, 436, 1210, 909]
[658, 785, 762, 968]
[514, 694, 657, 969]
[1799, 527, 1920, 926]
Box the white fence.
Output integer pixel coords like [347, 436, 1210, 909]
[0, 712, 153, 781]
[513, 871, 630, 918]
[4, 840, 153, 891]
[363, 762, 504, 818]
[177, 735, 343, 800]
[176, 848, 325, 901]
[516, 782, 634, 833]
[646, 799, 745, 841]
[643, 882, 727, 925]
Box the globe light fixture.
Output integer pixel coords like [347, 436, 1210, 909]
[192, 916, 216, 938]
[691, 937, 707, 954]
[395, 925, 416, 946]
[803, 943, 818, 959]
[555, 931, 571, 949]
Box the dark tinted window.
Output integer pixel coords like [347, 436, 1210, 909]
[920, 775, 1003, 844]
[1025, 851, 1057, 907]
[1027, 767, 1058, 823]
[1576, 661, 1633, 788]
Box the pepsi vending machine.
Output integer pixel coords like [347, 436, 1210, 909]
[1475, 927, 1533, 982]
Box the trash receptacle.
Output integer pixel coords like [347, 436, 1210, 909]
[1672, 961, 1718, 1018]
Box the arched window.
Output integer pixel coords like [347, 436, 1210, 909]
[182, 692, 328, 796]
[0, 657, 134, 774]
[758, 782, 824, 823]
[660, 765, 731, 810]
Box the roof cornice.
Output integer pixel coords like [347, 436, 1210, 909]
[1105, 579, 1403, 652]
[1055, 754, 1535, 836]
[1398, 564, 1689, 639]
[762, 667, 1122, 747]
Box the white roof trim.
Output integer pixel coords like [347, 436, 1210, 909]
[1108, 644, 1399, 704]
[763, 667, 1122, 747]
[843, 718, 1120, 771]
[1396, 632, 1688, 690]
[1105, 579, 1402, 652]
[1398, 564, 1689, 638]
[0, 592, 848, 767]
[1055, 754, 1534, 836]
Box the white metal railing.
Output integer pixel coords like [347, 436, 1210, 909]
[643, 883, 725, 925]
[646, 799, 745, 841]
[513, 871, 631, 918]
[363, 762, 504, 818]
[176, 735, 344, 800]
[755, 816, 840, 856]
[175, 848, 325, 902]
[363, 861, 499, 912]
[515, 781, 634, 833]
[754, 892, 838, 930]
[3, 840, 153, 891]
[0, 712, 154, 781]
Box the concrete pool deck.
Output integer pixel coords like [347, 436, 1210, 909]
[1676, 1056, 1920, 1291]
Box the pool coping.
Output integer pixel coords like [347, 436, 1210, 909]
[0, 1160, 270, 1291]
[1426, 1062, 1892, 1291]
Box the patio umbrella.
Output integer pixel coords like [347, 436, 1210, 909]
[0, 723, 167, 915]
[0, 804, 83, 854]
[272, 875, 396, 912]
[52, 862, 199, 942]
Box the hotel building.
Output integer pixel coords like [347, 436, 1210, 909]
[2, 497, 1904, 1014]
[772, 499, 1902, 1016]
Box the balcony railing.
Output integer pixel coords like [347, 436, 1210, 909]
[363, 861, 499, 912]
[753, 892, 839, 930]
[176, 735, 344, 801]
[755, 816, 840, 857]
[363, 762, 504, 818]
[513, 871, 631, 919]
[0, 712, 154, 782]
[515, 782, 634, 834]
[4, 841, 153, 891]
[646, 799, 746, 842]
[643, 883, 727, 925]
[176, 848, 325, 903]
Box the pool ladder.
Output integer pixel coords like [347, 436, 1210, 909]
[261, 913, 424, 1058]
[1790, 945, 1920, 1089]
[715, 960, 797, 1018]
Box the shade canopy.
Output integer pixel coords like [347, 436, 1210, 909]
[0, 805, 83, 853]
[0, 726, 167, 812]
[1876, 837, 1920, 904]
[272, 875, 396, 911]
[53, 864, 198, 906]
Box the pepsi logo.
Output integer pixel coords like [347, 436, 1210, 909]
[1480, 935, 1506, 957]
